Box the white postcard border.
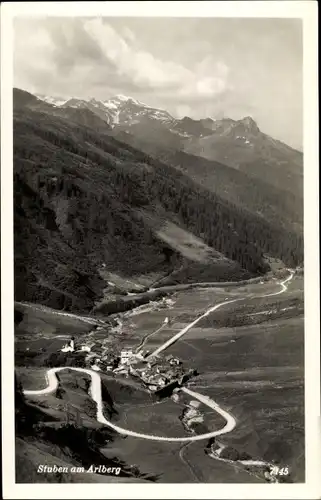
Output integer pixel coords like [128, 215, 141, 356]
[1, 2, 319, 499]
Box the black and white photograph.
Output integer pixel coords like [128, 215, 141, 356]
[1, 2, 319, 498]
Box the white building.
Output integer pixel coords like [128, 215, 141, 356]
[91, 358, 101, 371]
[169, 357, 180, 366]
[61, 339, 75, 353]
[120, 350, 133, 365]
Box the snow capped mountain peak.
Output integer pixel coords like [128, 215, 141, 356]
[95, 94, 174, 127]
[107, 94, 143, 106]
[89, 97, 102, 104]
[114, 94, 133, 102]
[63, 98, 90, 109]
[35, 94, 68, 107]
[102, 100, 118, 110]
[33, 92, 233, 133]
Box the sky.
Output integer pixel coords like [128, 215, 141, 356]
[14, 17, 303, 149]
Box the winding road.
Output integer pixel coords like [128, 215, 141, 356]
[23, 271, 294, 444]
[24, 366, 236, 442]
[147, 272, 294, 359]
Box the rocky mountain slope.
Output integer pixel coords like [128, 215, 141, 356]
[14, 88, 303, 312]
[183, 116, 303, 197]
[35, 91, 303, 199]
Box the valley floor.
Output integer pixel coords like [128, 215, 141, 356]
[16, 271, 304, 483]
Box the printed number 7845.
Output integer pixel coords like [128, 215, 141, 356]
[270, 466, 289, 476]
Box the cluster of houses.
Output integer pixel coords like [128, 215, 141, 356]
[60, 337, 119, 372]
[59, 337, 196, 395]
[126, 352, 197, 394]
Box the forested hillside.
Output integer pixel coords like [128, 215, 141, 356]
[14, 89, 303, 312]
[111, 131, 303, 235]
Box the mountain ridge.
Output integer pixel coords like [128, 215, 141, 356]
[34, 89, 304, 197]
[33, 89, 296, 146]
[34, 90, 303, 151]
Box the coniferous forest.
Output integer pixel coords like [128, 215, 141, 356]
[13, 89, 303, 312]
